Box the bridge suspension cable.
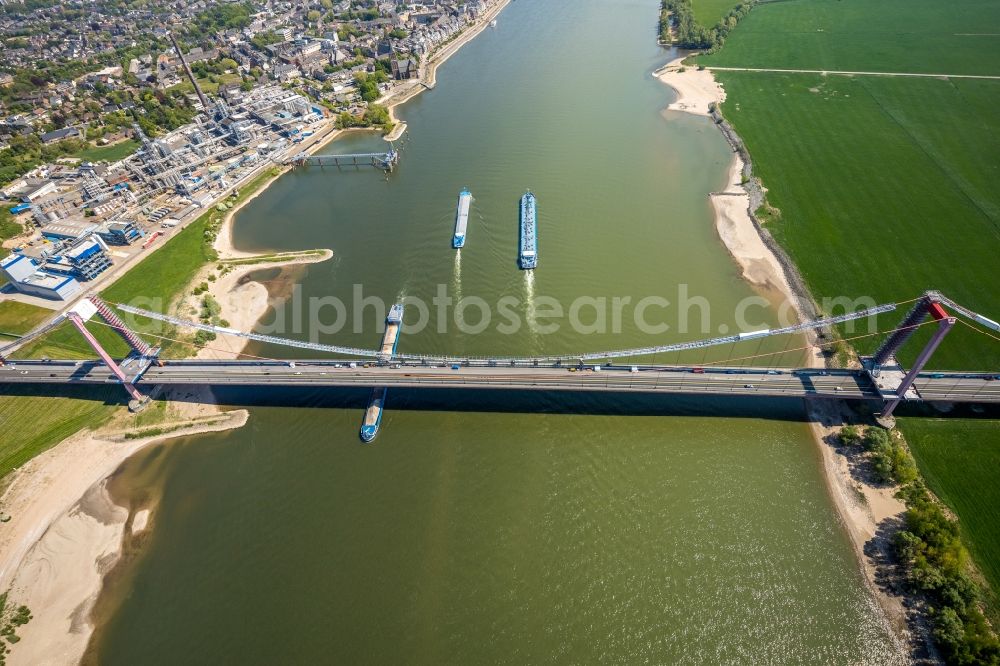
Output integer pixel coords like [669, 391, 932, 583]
[114, 303, 384, 358]
[114, 301, 899, 363]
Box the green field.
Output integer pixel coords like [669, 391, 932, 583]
[902, 418, 1000, 610]
[0, 208, 24, 262]
[73, 139, 140, 163]
[0, 385, 121, 484]
[700, 0, 1000, 75]
[0, 301, 54, 338]
[103, 216, 212, 308]
[713, 72, 1000, 368]
[12, 318, 131, 360]
[692, 0, 739, 28]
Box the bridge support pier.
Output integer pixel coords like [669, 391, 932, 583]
[89, 295, 155, 357]
[880, 314, 956, 420]
[870, 295, 932, 376]
[66, 311, 149, 411]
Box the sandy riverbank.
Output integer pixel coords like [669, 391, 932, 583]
[808, 400, 910, 644]
[0, 407, 249, 665]
[202, 159, 334, 361]
[657, 54, 911, 646]
[659, 60, 820, 364]
[656, 57, 800, 319]
[655, 55, 726, 116]
[180, 248, 333, 362]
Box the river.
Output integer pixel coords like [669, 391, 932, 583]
[89, 0, 904, 662]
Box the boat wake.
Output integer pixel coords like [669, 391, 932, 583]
[452, 249, 462, 301]
[523, 267, 535, 304]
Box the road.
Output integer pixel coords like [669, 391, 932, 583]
[3, 360, 998, 403]
[705, 66, 1000, 80]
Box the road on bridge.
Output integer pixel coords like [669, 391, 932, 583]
[3, 360, 998, 403]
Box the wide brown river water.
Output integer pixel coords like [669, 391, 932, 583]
[91, 0, 905, 662]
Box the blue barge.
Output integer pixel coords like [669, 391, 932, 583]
[519, 191, 537, 269]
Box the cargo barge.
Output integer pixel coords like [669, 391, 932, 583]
[519, 191, 537, 269]
[379, 303, 404, 361]
[453, 188, 472, 248]
[361, 303, 404, 442]
[360, 387, 387, 443]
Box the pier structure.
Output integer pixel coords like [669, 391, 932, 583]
[287, 145, 399, 172]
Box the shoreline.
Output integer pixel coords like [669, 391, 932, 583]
[380, 0, 512, 139]
[808, 400, 911, 644]
[655, 53, 911, 646]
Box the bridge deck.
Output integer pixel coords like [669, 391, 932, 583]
[3, 360, 997, 403]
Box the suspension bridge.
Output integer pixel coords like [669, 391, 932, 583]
[1, 291, 997, 435]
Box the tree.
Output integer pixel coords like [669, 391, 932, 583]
[839, 425, 861, 446]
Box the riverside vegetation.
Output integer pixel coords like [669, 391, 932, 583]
[659, 0, 757, 51]
[896, 480, 1000, 664]
[905, 420, 1000, 620]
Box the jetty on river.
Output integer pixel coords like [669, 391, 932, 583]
[285, 147, 399, 172]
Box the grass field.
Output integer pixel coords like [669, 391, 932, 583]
[0, 208, 24, 264]
[901, 418, 1000, 612]
[73, 139, 140, 163]
[0, 301, 54, 337]
[0, 385, 121, 484]
[713, 72, 1000, 369]
[692, 0, 739, 28]
[700, 0, 1000, 75]
[12, 318, 131, 360]
[103, 214, 212, 308]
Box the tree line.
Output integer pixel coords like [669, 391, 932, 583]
[660, 0, 757, 52]
[840, 425, 1000, 664]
